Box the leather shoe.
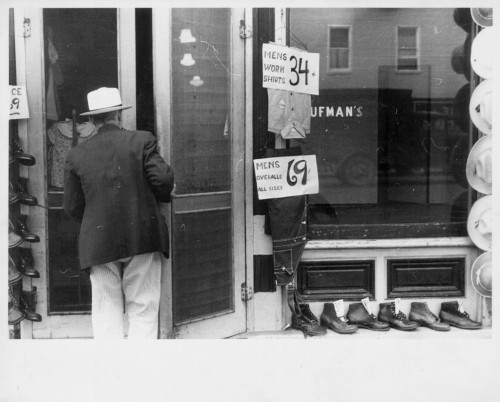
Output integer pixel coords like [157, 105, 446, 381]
[8, 253, 23, 285]
[20, 287, 42, 322]
[12, 138, 36, 166]
[16, 215, 40, 243]
[439, 301, 481, 330]
[18, 248, 40, 278]
[347, 302, 390, 331]
[8, 287, 25, 325]
[409, 302, 450, 331]
[13, 178, 38, 206]
[320, 303, 358, 334]
[291, 304, 327, 337]
[378, 302, 418, 331]
[8, 219, 23, 248]
[9, 182, 21, 205]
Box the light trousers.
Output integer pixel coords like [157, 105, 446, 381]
[89, 251, 162, 339]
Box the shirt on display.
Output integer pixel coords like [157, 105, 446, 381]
[267, 88, 311, 138]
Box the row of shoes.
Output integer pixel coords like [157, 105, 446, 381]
[8, 216, 40, 247]
[292, 299, 482, 337]
[8, 286, 42, 325]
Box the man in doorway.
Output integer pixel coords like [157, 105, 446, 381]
[64, 87, 174, 339]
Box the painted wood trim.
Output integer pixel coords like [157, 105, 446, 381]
[305, 237, 474, 250]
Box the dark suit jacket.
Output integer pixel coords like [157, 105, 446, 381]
[63, 124, 174, 269]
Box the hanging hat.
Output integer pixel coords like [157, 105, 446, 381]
[471, 28, 495, 79]
[453, 83, 470, 133]
[451, 45, 465, 75]
[471, 251, 492, 298]
[471, 8, 493, 28]
[466, 136, 492, 194]
[453, 8, 472, 33]
[469, 80, 492, 134]
[80, 87, 132, 116]
[467, 195, 492, 251]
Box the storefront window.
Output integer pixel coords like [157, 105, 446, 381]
[44, 9, 118, 312]
[289, 8, 473, 239]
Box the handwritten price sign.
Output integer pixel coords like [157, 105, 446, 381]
[10, 86, 29, 120]
[254, 155, 319, 200]
[262, 43, 319, 95]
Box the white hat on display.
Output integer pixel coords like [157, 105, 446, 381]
[470, 28, 495, 79]
[469, 80, 492, 135]
[471, 251, 492, 298]
[466, 135, 492, 195]
[471, 8, 493, 28]
[467, 195, 492, 251]
[80, 87, 132, 116]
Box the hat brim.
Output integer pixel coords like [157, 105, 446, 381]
[471, 252, 492, 298]
[469, 80, 492, 135]
[471, 28, 494, 79]
[471, 8, 493, 28]
[467, 195, 492, 251]
[466, 136, 492, 195]
[80, 105, 132, 116]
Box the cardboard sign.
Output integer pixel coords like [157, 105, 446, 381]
[10, 86, 29, 120]
[254, 155, 319, 200]
[333, 299, 345, 318]
[394, 298, 401, 314]
[361, 297, 372, 315]
[262, 43, 319, 95]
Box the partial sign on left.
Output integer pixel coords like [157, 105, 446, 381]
[10, 86, 29, 120]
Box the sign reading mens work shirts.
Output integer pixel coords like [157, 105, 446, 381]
[254, 155, 319, 200]
[262, 43, 319, 95]
[10, 86, 29, 120]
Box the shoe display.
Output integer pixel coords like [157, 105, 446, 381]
[320, 302, 358, 334]
[346, 302, 390, 331]
[291, 304, 327, 337]
[409, 302, 450, 331]
[12, 138, 36, 166]
[439, 301, 482, 330]
[18, 248, 40, 278]
[378, 302, 418, 331]
[16, 215, 40, 243]
[20, 287, 42, 322]
[8, 253, 23, 285]
[9, 181, 21, 205]
[8, 287, 25, 325]
[13, 178, 38, 206]
[8, 219, 23, 248]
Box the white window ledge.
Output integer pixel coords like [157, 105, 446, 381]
[305, 237, 474, 250]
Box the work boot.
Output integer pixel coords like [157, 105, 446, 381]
[12, 138, 36, 166]
[291, 304, 327, 337]
[9, 181, 21, 205]
[378, 302, 418, 331]
[439, 301, 482, 330]
[13, 178, 38, 206]
[16, 215, 40, 243]
[320, 303, 358, 334]
[18, 247, 40, 278]
[409, 302, 450, 331]
[8, 287, 25, 325]
[8, 219, 23, 248]
[8, 252, 23, 285]
[347, 302, 390, 331]
[20, 287, 42, 322]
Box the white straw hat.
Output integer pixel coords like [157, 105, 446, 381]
[471, 28, 495, 79]
[466, 135, 492, 195]
[471, 251, 492, 298]
[80, 87, 132, 116]
[469, 80, 492, 135]
[467, 195, 492, 251]
[471, 8, 493, 28]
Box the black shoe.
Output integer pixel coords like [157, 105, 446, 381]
[18, 248, 40, 278]
[13, 178, 38, 206]
[439, 301, 481, 330]
[347, 302, 390, 331]
[9, 182, 21, 205]
[320, 303, 358, 334]
[9, 219, 23, 248]
[8, 252, 23, 285]
[12, 138, 36, 166]
[16, 215, 40, 243]
[378, 302, 418, 331]
[20, 287, 42, 322]
[409, 302, 450, 331]
[8, 288, 25, 325]
[291, 304, 327, 337]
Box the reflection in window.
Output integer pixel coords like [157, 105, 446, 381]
[397, 26, 419, 71]
[328, 26, 351, 72]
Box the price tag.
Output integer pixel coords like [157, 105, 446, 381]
[458, 300, 465, 314]
[262, 43, 319, 95]
[394, 298, 401, 314]
[254, 155, 319, 200]
[361, 297, 372, 315]
[333, 299, 345, 318]
[10, 85, 29, 120]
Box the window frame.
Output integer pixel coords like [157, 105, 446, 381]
[395, 25, 421, 73]
[327, 24, 352, 74]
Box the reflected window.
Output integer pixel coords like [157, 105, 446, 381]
[328, 26, 351, 72]
[397, 26, 419, 71]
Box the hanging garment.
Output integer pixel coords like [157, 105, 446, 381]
[46, 39, 63, 121]
[47, 120, 98, 188]
[267, 89, 311, 138]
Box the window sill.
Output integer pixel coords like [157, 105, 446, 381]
[304, 237, 474, 250]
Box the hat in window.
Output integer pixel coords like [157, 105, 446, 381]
[471, 251, 492, 298]
[469, 79, 492, 135]
[467, 195, 492, 251]
[471, 28, 495, 79]
[466, 135, 492, 194]
[80, 87, 132, 116]
[471, 8, 493, 28]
